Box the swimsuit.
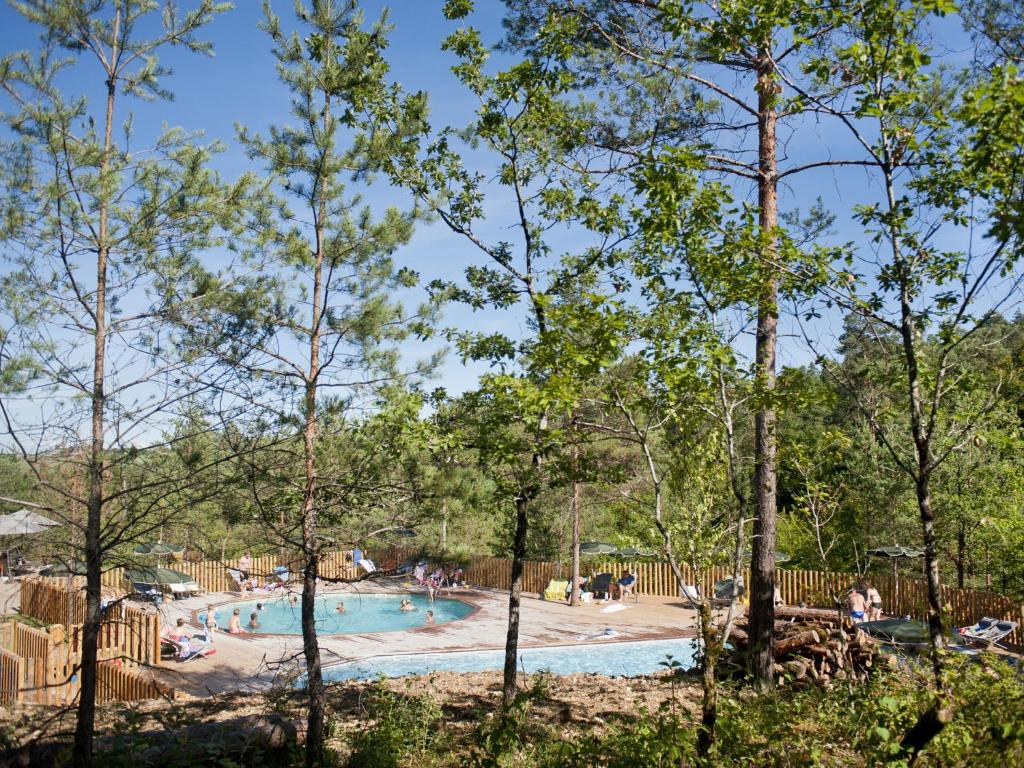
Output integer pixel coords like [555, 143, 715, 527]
[851, 610, 865, 619]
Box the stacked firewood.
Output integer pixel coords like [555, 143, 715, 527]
[725, 606, 890, 689]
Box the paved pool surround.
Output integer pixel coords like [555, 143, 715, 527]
[160, 583, 700, 696]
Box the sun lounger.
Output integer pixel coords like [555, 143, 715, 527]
[680, 585, 702, 609]
[617, 572, 639, 602]
[958, 616, 1018, 649]
[168, 580, 203, 598]
[227, 568, 245, 591]
[162, 636, 215, 662]
[679, 583, 736, 609]
[129, 582, 163, 603]
[543, 579, 570, 601]
[590, 573, 614, 600]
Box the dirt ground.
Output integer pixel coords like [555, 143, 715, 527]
[0, 669, 704, 760]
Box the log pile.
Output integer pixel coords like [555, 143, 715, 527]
[725, 607, 890, 689]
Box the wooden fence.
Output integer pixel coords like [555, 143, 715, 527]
[462, 555, 1024, 645]
[19, 579, 162, 666]
[95, 549, 363, 592]
[0, 620, 172, 706]
[23, 547, 1024, 645]
[0, 649, 21, 705]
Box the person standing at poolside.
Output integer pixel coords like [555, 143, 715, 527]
[238, 552, 252, 581]
[204, 605, 218, 643]
[847, 584, 868, 623]
[864, 578, 883, 621]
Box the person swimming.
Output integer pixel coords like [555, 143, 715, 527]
[399, 598, 415, 612]
[335, 602, 346, 614]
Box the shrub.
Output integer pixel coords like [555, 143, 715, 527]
[345, 679, 443, 768]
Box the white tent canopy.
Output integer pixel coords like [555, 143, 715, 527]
[0, 508, 60, 536]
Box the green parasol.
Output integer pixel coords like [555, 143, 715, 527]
[133, 542, 185, 557]
[866, 545, 924, 609]
[741, 550, 792, 564]
[125, 566, 196, 586]
[611, 547, 657, 559]
[580, 541, 617, 555]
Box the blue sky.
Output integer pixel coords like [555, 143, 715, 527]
[0, 0, 1001, 425]
[0, 1, 515, 405]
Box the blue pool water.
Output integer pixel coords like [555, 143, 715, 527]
[322, 637, 699, 682]
[204, 593, 473, 635]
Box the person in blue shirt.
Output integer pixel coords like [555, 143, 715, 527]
[615, 570, 637, 601]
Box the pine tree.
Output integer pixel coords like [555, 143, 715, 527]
[0, 3, 241, 764]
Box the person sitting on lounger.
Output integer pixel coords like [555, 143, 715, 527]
[228, 608, 247, 634]
[167, 618, 207, 659]
[565, 576, 589, 601]
[450, 567, 464, 586]
[615, 570, 637, 600]
[168, 617, 190, 643]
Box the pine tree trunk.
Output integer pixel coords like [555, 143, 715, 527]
[748, 54, 779, 692]
[570, 438, 581, 606]
[73, 28, 119, 763]
[302, 99, 328, 763]
[502, 495, 529, 706]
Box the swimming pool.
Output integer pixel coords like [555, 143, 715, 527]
[204, 593, 474, 635]
[322, 637, 700, 682]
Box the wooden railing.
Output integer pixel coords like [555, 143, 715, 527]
[462, 555, 1024, 645]
[19, 579, 162, 666]
[0, 620, 172, 705]
[0, 618, 173, 708]
[0, 649, 21, 705]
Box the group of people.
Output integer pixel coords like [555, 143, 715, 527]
[846, 579, 883, 622]
[233, 553, 294, 593]
[564, 570, 638, 603]
[412, 562, 464, 601]
[198, 604, 264, 639]
[399, 597, 435, 624]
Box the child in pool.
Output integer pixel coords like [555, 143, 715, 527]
[228, 608, 246, 634]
